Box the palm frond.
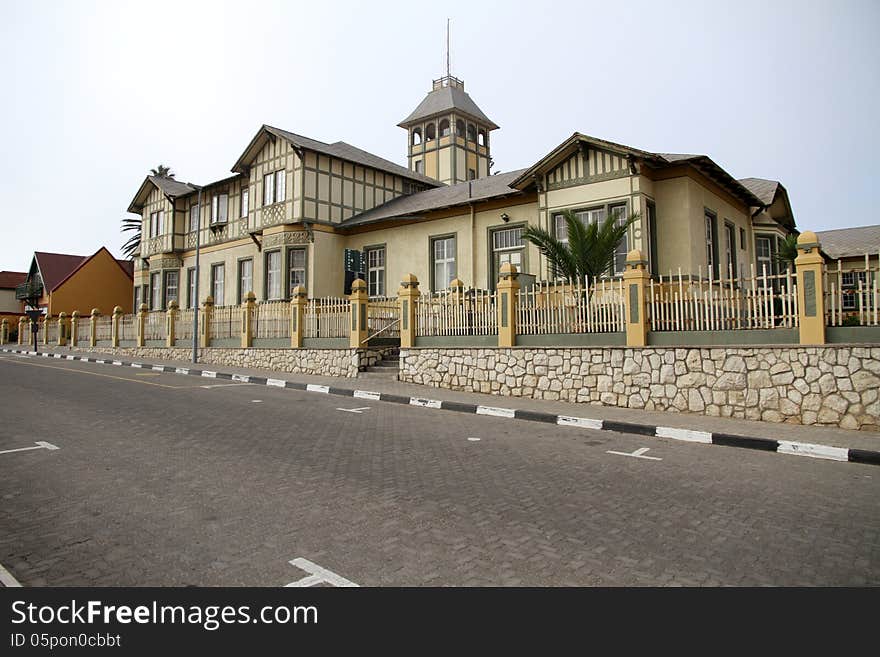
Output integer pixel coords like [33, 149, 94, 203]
[522, 224, 578, 280]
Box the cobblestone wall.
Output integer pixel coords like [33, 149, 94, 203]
[73, 346, 392, 378]
[400, 346, 880, 431]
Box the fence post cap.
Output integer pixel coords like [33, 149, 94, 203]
[1, 318, 7, 325]
[244, 291, 256, 303]
[138, 303, 148, 313]
[167, 300, 179, 310]
[449, 278, 465, 289]
[400, 273, 420, 289]
[58, 311, 66, 318]
[112, 306, 123, 315]
[203, 295, 214, 306]
[351, 278, 367, 292]
[625, 249, 649, 268]
[90, 308, 101, 317]
[796, 231, 819, 250]
[71, 310, 79, 318]
[291, 285, 308, 298]
[499, 263, 519, 280]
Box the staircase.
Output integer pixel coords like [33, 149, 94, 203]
[359, 348, 400, 380]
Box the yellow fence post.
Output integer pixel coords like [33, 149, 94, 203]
[200, 296, 213, 348]
[57, 312, 68, 347]
[90, 309, 99, 347]
[497, 263, 520, 347]
[241, 292, 255, 348]
[70, 311, 79, 346]
[137, 303, 147, 347]
[166, 300, 178, 348]
[349, 278, 369, 348]
[42, 317, 49, 346]
[0, 318, 8, 344]
[795, 230, 826, 345]
[111, 306, 123, 347]
[290, 286, 307, 348]
[623, 249, 650, 347]
[398, 273, 420, 349]
[18, 317, 25, 345]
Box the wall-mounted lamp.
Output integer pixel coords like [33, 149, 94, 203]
[500, 213, 510, 223]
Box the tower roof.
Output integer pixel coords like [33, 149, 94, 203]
[398, 76, 499, 130]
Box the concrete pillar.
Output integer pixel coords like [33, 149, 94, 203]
[0, 318, 8, 344]
[42, 317, 49, 345]
[795, 230, 826, 345]
[166, 300, 178, 348]
[290, 285, 307, 348]
[623, 249, 651, 347]
[349, 278, 369, 348]
[57, 312, 68, 347]
[200, 296, 213, 349]
[90, 309, 100, 347]
[137, 303, 147, 347]
[241, 291, 255, 348]
[111, 306, 123, 347]
[70, 311, 80, 346]
[496, 263, 520, 348]
[398, 273, 420, 349]
[18, 317, 25, 345]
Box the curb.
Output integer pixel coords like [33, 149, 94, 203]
[5, 347, 880, 468]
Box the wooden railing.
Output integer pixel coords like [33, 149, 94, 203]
[303, 298, 350, 338]
[253, 301, 290, 339]
[209, 306, 237, 340]
[518, 278, 624, 335]
[416, 289, 497, 337]
[825, 254, 880, 327]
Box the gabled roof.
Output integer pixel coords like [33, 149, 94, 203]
[398, 83, 499, 130]
[510, 133, 764, 208]
[737, 177, 781, 206]
[31, 248, 133, 293]
[231, 125, 442, 188]
[340, 169, 529, 228]
[0, 271, 26, 289]
[816, 224, 880, 260]
[127, 175, 198, 214]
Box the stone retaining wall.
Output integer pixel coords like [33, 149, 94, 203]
[399, 346, 880, 431]
[69, 346, 393, 378]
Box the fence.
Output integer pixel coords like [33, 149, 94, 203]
[303, 298, 350, 338]
[120, 314, 137, 341]
[825, 255, 880, 327]
[416, 289, 498, 337]
[176, 308, 195, 340]
[209, 306, 237, 340]
[649, 265, 799, 332]
[76, 317, 89, 343]
[253, 301, 291, 339]
[517, 278, 625, 335]
[95, 316, 112, 341]
[367, 297, 400, 337]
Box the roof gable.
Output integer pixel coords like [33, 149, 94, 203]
[0, 271, 26, 289]
[52, 247, 133, 293]
[127, 175, 197, 214]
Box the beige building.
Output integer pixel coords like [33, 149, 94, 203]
[126, 73, 796, 309]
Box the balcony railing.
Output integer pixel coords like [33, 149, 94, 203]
[15, 280, 42, 301]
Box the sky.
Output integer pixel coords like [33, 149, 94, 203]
[1, 0, 878, 270]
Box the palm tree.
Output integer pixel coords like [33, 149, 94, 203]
[523, 209, 639, 285]
[150, 164, 175, 178]
[774, 233, 799, 271]
[120, 215, 142, 259]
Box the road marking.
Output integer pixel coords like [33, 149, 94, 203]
[410, 397, 441, 409]
[175, 367, 190, 375]
[307, 384, 330, 394]
[130, 362, 143, 368]
[267, 378, 286, 387]
[337, 407, 370, 414]
[656, 426, 712, 444]
[136, 373, 162, 377]
[476, 405, 516, 418]
[0, 562, 22, 588]
[353, 390, 381, 400]
[0, 441, 60, 456]
[201, 371, 217, 378]
[607, 447, 662, 461]
[777, 440, 849, 461]
[251, 400, 263, 403]
[2, 358, 189, 388]
[285, 558, 358, 588]
[557, 415, 603, 430]
[232, 374, 250, 383]
[152, 365, 165, 372]
[468, 437, 481, 442]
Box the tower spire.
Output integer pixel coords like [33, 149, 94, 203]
[445, 18, 450, 78]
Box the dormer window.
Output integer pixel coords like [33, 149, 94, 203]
[211, 193, 228, 225]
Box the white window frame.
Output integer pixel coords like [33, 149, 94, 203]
[275, 170, 286, 204]
[187, 268, 196, 309]
[756, 236, 773, 276]
[288, 248, 307, 294]
[241, 188, 249, 218]
[150, 272, 161, 310]
[239, 258, 253, 304]
[211, 194, 228, 225]
[211, 263, 225, 305]
[164, 270, 179, 308]
[431, 236, 456, 290]
[263, 173, 274, 206]
[266, 251, 282, 300]
[366, 247, 386, 297]
[188, 204, 200, 233]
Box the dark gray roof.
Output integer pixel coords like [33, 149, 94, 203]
[149, 175, 197, 197]
[737, 177, 781, 206]
[816, 224, 880, 260]
[398, 85, 498, 130]
[341, 169, 529, 227]
[263, 125, 441, 188]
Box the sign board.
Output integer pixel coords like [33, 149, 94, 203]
[344, 249, 364, 274]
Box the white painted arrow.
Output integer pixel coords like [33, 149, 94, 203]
[286, 558, 359, 587]
[606, 447, 662, 461]
[0, 441, 60, 456]
[336, 407, 371, 414]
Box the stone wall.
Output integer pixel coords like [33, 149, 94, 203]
[399, 346, 880, 431]
[69, 346, 394, 378]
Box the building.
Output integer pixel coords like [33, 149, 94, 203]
[17, 248, 134, 317]
[816, 224, 880, 315]
[126, 72, 797, 309]
[0, 271, 27, 334]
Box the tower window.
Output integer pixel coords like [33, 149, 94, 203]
[439, 119, 450, 137]
[467, 124, 476, 142]
[478, 129, 487, 147]
[414, 160, 424, 174]
[412, 128, 422, 145]
[468, 169, 476, 180]
[425, 123, 436, 141]
[455, 119, 464, 136]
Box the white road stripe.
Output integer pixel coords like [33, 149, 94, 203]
[267, 378, 286, 387]
[0, 562, 22, 587]
[152, 365, 165, 372]
[557, 415, 603, 430]
[201, 371, 217, 378]
[0, 441, 60, 456]
[607, 447, 662, 461]
[175, 367, 189, 375]
[232, 374, 250, 383]
[65, 355, 74, 360]
[130, 363, 143, 368]
[476, 406, 516, 418]
[777, 441, 849, 461]
[112, 360, 122, 366]
[354, 390, 381, 400]
[656, 426, 712, 444]
[286, 558, 358, 588]
[410, 397, 442, 409]
[306, 384, 329, 393]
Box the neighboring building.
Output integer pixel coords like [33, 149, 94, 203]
[0, 271, 27, 333]
[126, 72, 797, 308]
[17, 248, 134, 317]
[816, 224, 880, 314]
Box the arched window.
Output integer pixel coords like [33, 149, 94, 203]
[456, 119, 464, 136]
[412, 128, 422, 145]
[439, 119, 450, 137]
[425, 123, 436, 141]
[478, 129, 487, 147]
[467, 124, 476, 142]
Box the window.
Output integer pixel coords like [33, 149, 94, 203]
[263, 170, 286, 206]
[740, 227, 746, 250]
[211, 194, 228, 224]
[188, 204, 200, 233]
[841, 272, 867, 310]
[425, 123, 436, 141]
[211, 263, 225, 304]
[134, 286, 142, 311]
[265, 251, 282, 300]
[705, 211, 718, 278]
[149, 210, 164, 238]
[239, 259, 253, 303]
[478, 129, 486, 147]
[241, 188, 249, 218]
[468, 168, 476, 181]
[491, 227, 524, 285]
[276, 170, 286, 203]
[150, 272, 161, 310]
[187, 268, 196, 309]
[756, 236, 773, 276]
[841, 271, 867, 288]
[431, 236, 456, 289]
[467, 124, 476, 142]
[288, 248, 307, 294]
[164, 270, 179, 308]
[554, 208, 606, 243]
[455, 119, 464, 137]
[439, 119, 450, 137]
[610, 205, 630, 275]
[412, 128, 422, 145]
[366, 247, 386, 297]
[414, 160, 424, 174]
[553, 206, 628, 275]
[724, 222, 737, 278]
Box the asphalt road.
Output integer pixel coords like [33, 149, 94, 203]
[0, 351, 877, 586]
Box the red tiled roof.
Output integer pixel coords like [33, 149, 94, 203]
[116, 259, 134, 277]
[0, 271, 26, 289]
[33, 252, 87, 291]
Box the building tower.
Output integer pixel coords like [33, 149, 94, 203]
[398, 74, 499, 186]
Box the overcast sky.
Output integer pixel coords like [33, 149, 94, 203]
[1, 0, 877, 270]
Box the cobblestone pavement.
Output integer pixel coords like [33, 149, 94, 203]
[0, 353, 877, 586]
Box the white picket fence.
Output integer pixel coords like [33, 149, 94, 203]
[176, 308, 195, 340]
[367, 297, 400, 337]
[303, 298, 350, 338]
[120, 314, 137, 341]
[415, 288, 498, 337]
[650, 265, 799, 331]
[253, 301, 290, 339]
[209, 306, 237, 340]
[825, 254, 880, 326]
[95, 316, 113, 341]
[143, 311, 165, 340]
[76, 317, 89, 343]
[517, 278, 625, 334]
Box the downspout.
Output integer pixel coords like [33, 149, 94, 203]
[468, 181, 476, 286]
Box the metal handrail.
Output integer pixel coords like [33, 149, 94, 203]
[360, 317, 400, 345]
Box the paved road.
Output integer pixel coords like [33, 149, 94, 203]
[0, 352, 877, 586]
